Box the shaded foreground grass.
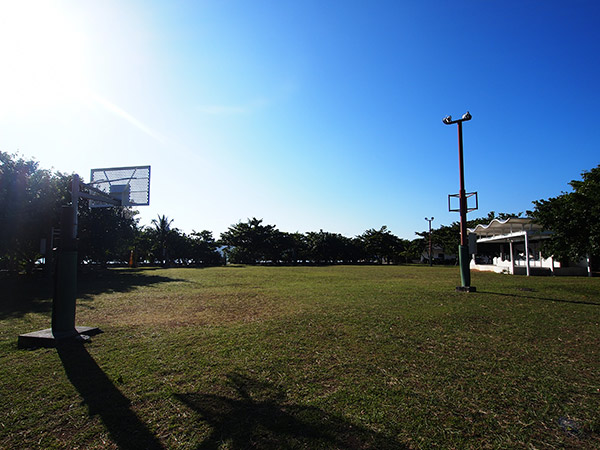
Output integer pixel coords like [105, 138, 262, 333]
[1, 265, 599, 449]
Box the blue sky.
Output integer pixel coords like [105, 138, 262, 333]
[1, 0, 599, 239]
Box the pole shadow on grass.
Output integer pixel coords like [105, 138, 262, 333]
[175, 373, 405, 450]
[57, 342, 164, 449]
[478, 291, 600, 307]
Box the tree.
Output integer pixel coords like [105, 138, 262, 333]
[0, 152, 67, 273]
[358, 226, 404, 264]
[530, 165, 600, 262]
[135, 227, 158, 265]
[304, 230, 353, 264]
[279, 232, 307, 264]
[220, 218, 279, 264]
[415, 223, 460, 258]
[150, 215, 175, 266]
[189, 230, 222, 266]
[0, 153, 150, 271]
[405, 238, 426, 263]
[163, 229, 222, 267]
[77, 197, 139, 267]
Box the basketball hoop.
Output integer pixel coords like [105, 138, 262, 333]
[87, 165, 151, 208]
[18, 164, 151, 348]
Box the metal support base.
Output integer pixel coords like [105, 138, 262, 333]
[456, 286, 477, 293]
[458, 245, 471, 288]
[18, 326, 102, 349]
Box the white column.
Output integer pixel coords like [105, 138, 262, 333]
[509, 241, 515, 275]
[587, 254, 592, 277]
[524, 232, 530, 276]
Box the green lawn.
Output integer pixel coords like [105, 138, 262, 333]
[1, 265, 599, 449]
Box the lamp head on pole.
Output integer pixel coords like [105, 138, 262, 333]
[442, 111, 471, 125]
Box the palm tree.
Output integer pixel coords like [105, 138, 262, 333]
[151, 214, 174, 266]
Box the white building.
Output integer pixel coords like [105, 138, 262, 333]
[468, 218, 590, 276]
[420, 245, 456, 264]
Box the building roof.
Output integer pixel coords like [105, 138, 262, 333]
[469, 218, 538, 235]
[468, 218, 551, 243]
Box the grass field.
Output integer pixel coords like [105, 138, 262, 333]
[1, 265, 599, 449]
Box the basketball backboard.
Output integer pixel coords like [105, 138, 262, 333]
[89, 165, 150, 208]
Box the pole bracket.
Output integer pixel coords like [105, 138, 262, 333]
[448, 192, 478, 213]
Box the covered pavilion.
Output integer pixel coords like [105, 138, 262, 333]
[468, 218, 588, 276]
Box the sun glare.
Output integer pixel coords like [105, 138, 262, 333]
[0, 2, 89, 117]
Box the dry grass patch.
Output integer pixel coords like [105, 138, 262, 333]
[81, 290, 284, 328]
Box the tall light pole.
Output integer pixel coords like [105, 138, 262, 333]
[425, 217, 434, 266]
[443, 111, 477, 292]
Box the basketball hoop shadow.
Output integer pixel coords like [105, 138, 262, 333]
[175, 373, 405, 449]
[57, 342, 164, 449]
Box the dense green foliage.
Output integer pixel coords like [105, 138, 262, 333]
[358, 225, 407, 263]
[220, 218, 283, 264]
[0, 153, 222, 271]
[77, 198, 139, 267]
[0, 152, 68, 272]
[530, 165, 600, 263]
[2, 266, 599, 449]
[220, 220, 416, 264]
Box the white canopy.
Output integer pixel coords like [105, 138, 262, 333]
[468, 218, 550, 244]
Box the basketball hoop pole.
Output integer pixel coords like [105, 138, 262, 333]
[443, 112, 476, 292]
[18, 167, 150, 348]
[51, 175, 81, 339]
[52, 170, 147, 336]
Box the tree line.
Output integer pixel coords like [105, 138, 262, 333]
[0, 152, 221, 272]
[0, 152, 426, 271]
[220, 219, 421, 265]
[2, 151, 598, 272]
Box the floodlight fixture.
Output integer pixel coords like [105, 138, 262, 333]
[442, 111, 471, 125]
